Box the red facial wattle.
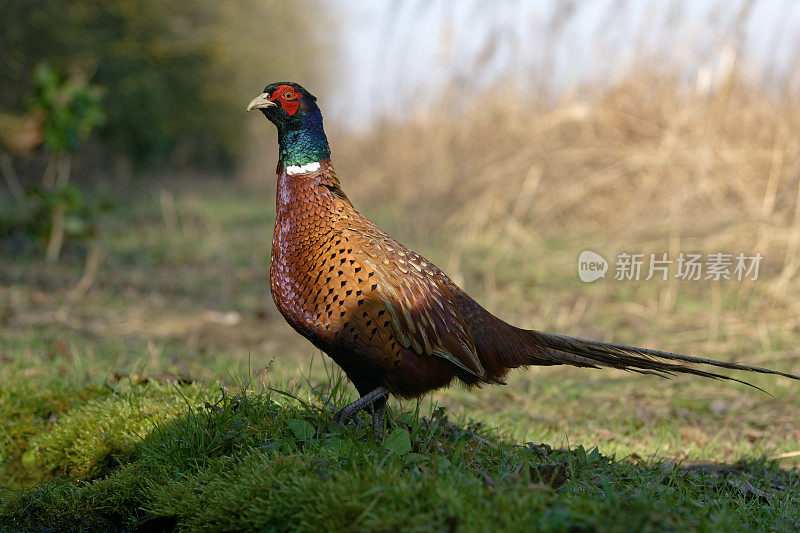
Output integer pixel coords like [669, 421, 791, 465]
[270, 84, 301, 116]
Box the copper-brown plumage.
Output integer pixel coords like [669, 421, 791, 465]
[270, 159, 485, 400]
[249, 82, 800, 434]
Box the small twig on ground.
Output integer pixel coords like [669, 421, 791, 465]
[67, 243, 103, 302]
[45, 204, 66, 262]
[45, 153, 73, 262]
[768, 450, 800, 461]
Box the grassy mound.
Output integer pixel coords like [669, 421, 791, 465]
[1, 379, 798, 532]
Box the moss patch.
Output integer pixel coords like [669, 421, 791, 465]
[1, 382, 798, 532]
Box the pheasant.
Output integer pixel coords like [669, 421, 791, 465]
[247, 82, 799, 437]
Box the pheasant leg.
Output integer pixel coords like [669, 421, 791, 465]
[371, 398, 387, 440]
[332, 386, 389, 436]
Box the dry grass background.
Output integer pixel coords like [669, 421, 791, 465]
[324, 67, 800, 367]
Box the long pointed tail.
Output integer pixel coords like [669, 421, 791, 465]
[524, 330, 800, 391]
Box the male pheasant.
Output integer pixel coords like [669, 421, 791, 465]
[247, 82, 799, 436]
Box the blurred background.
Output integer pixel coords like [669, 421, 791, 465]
[2, 0, 800, 465]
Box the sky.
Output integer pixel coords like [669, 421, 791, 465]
[326, 0, 800, 128]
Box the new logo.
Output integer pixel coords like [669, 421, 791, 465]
[578, 250, 608, 282]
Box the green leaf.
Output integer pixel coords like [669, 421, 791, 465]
[384, 428, 412, 456]
[587, 446, 601, 464]
[403, 453, 426, 465]
[435, 456, 452, 473]
[286, 419, 315, 440]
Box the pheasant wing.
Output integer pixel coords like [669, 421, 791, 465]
[344, 224, 487, 379]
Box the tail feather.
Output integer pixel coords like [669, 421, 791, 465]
[526, 331, 800, 390]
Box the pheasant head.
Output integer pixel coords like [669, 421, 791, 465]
[247, 82, 330, 169]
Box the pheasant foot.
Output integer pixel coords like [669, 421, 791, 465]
[332, 386, 389, 438]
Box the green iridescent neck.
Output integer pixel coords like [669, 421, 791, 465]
[277, 113, 331, 167]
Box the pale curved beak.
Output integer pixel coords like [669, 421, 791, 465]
[246, 93, 277, 112]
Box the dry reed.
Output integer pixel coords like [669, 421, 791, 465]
[328, 66, 800, 366]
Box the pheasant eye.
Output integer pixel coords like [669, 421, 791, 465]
[283, 91, 294, 99]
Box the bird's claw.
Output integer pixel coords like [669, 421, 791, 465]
[331, 408, 354, 425]
[330, 386, 390, 439]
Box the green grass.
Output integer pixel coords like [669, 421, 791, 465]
[1, 178, 799, 530]
[1, 374, 798, 532]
